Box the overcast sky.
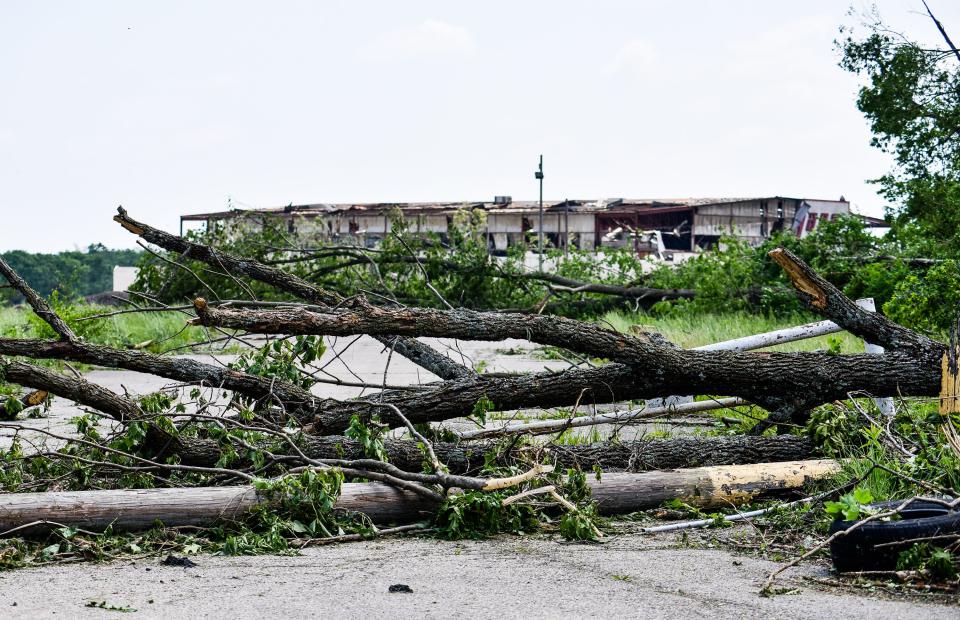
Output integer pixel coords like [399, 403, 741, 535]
[2, 1, 958, 252]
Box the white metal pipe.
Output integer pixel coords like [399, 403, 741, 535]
[858, 298, 896, 417]
[693, 298, 874, 352]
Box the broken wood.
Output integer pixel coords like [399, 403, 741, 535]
[19, 390, 48, 409]
[0, 459, 839, 534]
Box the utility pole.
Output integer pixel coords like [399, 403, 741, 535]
[535, 155, 544, 271]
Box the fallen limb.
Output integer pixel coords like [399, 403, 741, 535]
[304, 351, 937, 435]
[114, 207, 472, 381]
[0, 459, 840, 534]
[187, 282, 943, 434]
[167, 433, 815, 474]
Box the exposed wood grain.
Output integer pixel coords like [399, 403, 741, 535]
[0, 460, 838, 533]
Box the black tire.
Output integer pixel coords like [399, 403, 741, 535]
[828, 499, 960, 573]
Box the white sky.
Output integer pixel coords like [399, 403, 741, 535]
[2, 0, 958, 252]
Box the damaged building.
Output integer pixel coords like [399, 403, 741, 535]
[181, 195, 873, 258]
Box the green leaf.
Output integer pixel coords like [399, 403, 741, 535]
[852, 487, 873, 505]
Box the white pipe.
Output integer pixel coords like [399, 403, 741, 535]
[693, 298, 874, 352]
[858, 299, 896, 417]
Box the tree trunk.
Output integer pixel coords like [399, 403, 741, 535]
[168, 434, 814, 473]
[0, 460, 839, 534]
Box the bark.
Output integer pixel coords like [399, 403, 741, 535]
[310, 350, 937, 434]
[0, 459, 839, 533]
[191, 295, 943, 434]
[0, 483, 433, 533]
[768, 248, 937, 353]
[0, 363, 810, 475]
[169, 433, 814, 473]
[191, 296, 672, 367]
[0, 329, 941, 439]
[114, 208, 472, 381]
[0, 360, 142, 421]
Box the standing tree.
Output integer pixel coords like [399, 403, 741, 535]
[839, 5, 960, 255]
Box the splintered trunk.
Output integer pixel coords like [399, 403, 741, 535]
[0, 460, 839, 534]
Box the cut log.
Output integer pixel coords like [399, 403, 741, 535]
[0, 459, 839, 534]
[589, 459, 840, 514]
[0, 483, 434, 535]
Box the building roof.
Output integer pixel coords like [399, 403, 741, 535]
[180, 196, 847, 221]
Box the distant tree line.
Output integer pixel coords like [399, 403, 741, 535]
[0, 244, 140, 304]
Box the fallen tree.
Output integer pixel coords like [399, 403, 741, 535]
[170, 433, 814, 473]
[111, 209, 945, 431]
[0, 208, 950, 554]
[0, 460, 839, 533]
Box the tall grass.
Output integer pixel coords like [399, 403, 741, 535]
[599, 310, 867, 353]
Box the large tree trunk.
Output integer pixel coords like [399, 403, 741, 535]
[168, 433, 814, 473]
[0, 460, 839, 533]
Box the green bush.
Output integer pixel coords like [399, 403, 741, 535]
[884, 260, 960, 336]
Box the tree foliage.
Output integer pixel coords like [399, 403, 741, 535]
[839, 10, 960, 254]
[0, 245, 140, 304]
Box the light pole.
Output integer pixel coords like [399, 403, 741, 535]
[535, 155, 544, 271]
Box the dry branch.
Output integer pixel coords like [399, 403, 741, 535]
[114, 207, 472, 381]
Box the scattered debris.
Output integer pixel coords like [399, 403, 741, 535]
[162, 555, 198, 568]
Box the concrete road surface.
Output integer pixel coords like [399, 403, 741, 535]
[1, 530, 955, 619]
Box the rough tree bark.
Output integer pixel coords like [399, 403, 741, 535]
[190, 293, 941, 434]
[166, 433, 813, 473]
[0, 459, 839, 533]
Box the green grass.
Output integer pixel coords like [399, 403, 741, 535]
[599, 310, 867, 353]
[0, 304, 221, 354]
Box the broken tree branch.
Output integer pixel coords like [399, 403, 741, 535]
[114, 207, 473, 381]
[769, 247, 937, 353]
[0, 257, 76, 341]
